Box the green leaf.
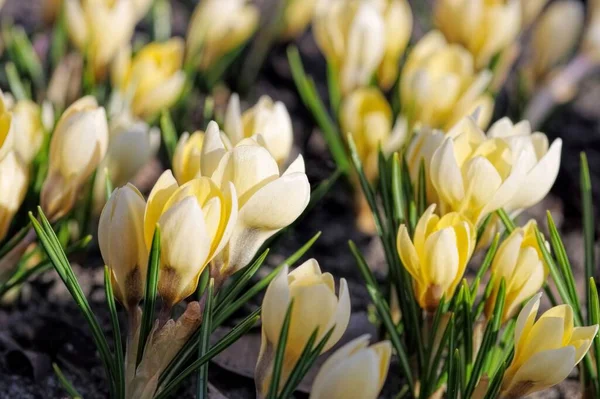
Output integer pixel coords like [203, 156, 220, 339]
[287, 45, 350, 173]
[495, 209, 515, 233]
[587, 278, 600, 382]
[160, 110, 178, 163]
[204, 43, 248, 90]
[137, 226, 161, 365]
[417, 160, 427, 217]
[476, 214, 492, 247]
[267, 300, 294, 399]
[152, 0, 171, 41]
[349, 241, 415, 392]
[378, 149, 394, 228]
[471, 234, 500, 298]
[30, 210, 117, 395]
[447, 349, 462, 399]
[105, 169, 114, 202]
[10, 26, 45, 89]
[156, 308, 260, 398]
[0, 223, 31, 260]
[5, 62, 29, 101]
[581, 153, 596, 325]
[104, 266, 124, 398]
[465, 279, 505, 398]
[547, 211, 582, 320]
[327, 61, 341, 116]
[213, 232, 321, 327]
[391, 153, 406, 228]
[53, 363, 82, 399]
[215, 249, 269, 313]
[197, 279, 215, 399]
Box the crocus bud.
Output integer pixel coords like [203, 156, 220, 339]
[485, 220, 546, 322]
[314, 0, 385, 94]
[397, 205, 476, 311]
[340, 87, 393, 182]
[224, 94, 293, 166]
[98, 184, 148, 309]
[10, 99, 46, 165]
[173, 131, 205, 184]
[501, 293, 598, 397]
[280, 0, 318, 40]
[255, 260, 351, 398]
[310, 335, 391, 399]
[434, 0, 521, 69]
[0, 92, 13, 161]
[65, 0, 136, 77]
[201, 122, 310, 276]
[92, 112, 160, 213]
[144, 172, 237, 307]
[112, 40, 186, 121]
[376, 0, 413, 90]
[527, 1, 584, 83]
[400, 31, 494, 130]
[41, 96, 109, 221]
[186, 0, 259, 71]
[0, 152, 28, 241]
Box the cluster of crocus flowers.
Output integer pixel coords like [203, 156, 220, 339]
[255, 260, 350, 397]
[422, 116, 562, 226]
[397, 205, 476, 311]
[41, 96, 109, 221]
[65, 0, 151, 77]
[224, 93, 294, 166]
[313, 0, 412, 94]
[112, 39, 186, 121]
[185, 0, 259, 71]
[433, 0, 521, 69]
[310, 335, 391, 399]
[400, 31, 494, 131]
[501, 293, 598, 397]
[484, 220, 546, 322]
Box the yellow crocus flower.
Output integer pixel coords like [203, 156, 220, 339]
[400, 31, 494, 131]
[143, 171, 237, 307]
[501, 293, 598, 397]
[173, 131, 205, 184]
[186, 0, 259, 71]
[255, 259, 350, 398]
[397, 204, 476, 311]
[112, 40, 186, 121]
[485, 220, 546, 322]
[310, 335, 391, 399]
[434, 0, 522, 69]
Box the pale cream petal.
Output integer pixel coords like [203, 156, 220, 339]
[144, 170, 178, 247]
[201, 121, 228, 178]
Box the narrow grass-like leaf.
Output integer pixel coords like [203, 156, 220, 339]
[587, 278, 600, 382]
[327, 61, 341, 116]
[476, 214, 492, 247]
[53, 363, 82, 399]
[417, 160, 427, 217]
[447, 349, 461, 399]
[137, 226, 161, 365]
[104, 266, 124, 398]
[465, 279, 505, 398]
[461, 283, 474, 364]
[5, 62, 29, 100]
[204, 43, 247, 90]
[581, 153, 596, 324]
[30, 210, 117, 394]
[197, 279, 215, 399]
[156, 308, 260, 398]
[160, 110, 178, 162]
[423, 313, 454, 397]
[105, 169, 113, 202]
[471, 234, 500, 298]
[547, 211, 581, 319]
[267, 300, 294, 399]
[349, 241, 414, 391]
[496, 209, 515, 233]
[214, 232, 321, 327]
[287, 45, 349, 173]
[0, 224, 31, 259]
[11, 27, 45, 88]
[534, 226, 583, 326]
[215, 249, 269, 311]
[391, 153, 406, 228]
[378, 149, 393, 227]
